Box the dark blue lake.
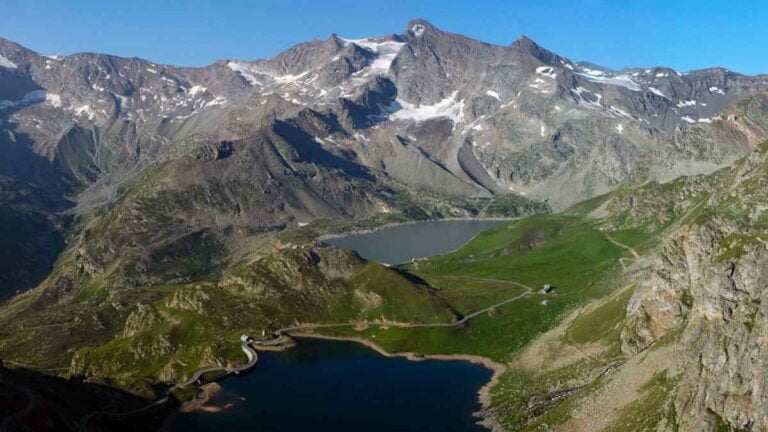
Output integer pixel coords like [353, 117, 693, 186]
[325, 219, 510, 264]
[167, 338, 492, 432]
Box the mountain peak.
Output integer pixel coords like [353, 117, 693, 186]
[510, 34, 560, 65]
[511, 34, 538, 49]
[405, 18, 438, 38]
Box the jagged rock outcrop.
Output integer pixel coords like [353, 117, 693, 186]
[166, 286, 211, 314]
[622, 148, 768, 431]
[122, 303, 161, 337]
[624, 224, 768, 430]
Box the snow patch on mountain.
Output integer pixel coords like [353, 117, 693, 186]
[536, 66, 557, 79]
[648, 87, 668, 98]
[389, 91, 465, 124]
[0, 55, 17, 69]
[189, 85, 208, 96]
[227, 61, 309, 87]
[74, 105, 97, 120]
[227, 62, 262, 86]
[485, 90, 501, 100]
[341, 38, 405, 76]
[204, 96, 227, 108]
[572, 87, 603, 109]
[580, 67, 606, 76]
[609, 106, 633, 119]
[576, 72, 642, 91]
[0, 90, 48, 110]
[46, 93, 62, 108]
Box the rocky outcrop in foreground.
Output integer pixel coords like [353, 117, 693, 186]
[623, 148, 768, 430]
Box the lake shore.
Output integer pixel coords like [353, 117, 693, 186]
[315, 217, 518, 244]
[283, 332, 506, 432]
[178, 382, 222, 413]
[175, 217, 518, 429]
[317, 217, 517, 265]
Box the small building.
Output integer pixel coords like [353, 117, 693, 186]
[541, 284, 553, 294]
[240, 334, 253, 343]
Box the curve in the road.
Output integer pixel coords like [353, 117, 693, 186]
[181, 340, 258, 387]
[79, 339, 257, 432]
[79, 282, 534, 431]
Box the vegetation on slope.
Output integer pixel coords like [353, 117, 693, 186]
[309, 156, 754, 430]
[319, 214, 632, 360]
[0, 245, 458, 388]
[4, 142, 763, 430]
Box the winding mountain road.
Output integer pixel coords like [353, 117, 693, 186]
[78, 339, 257, 432]
[2, 359, 69, 373]
[275, 281, 534, 335]
[77, 280, 535, 431]
[181, 339, 258, 387]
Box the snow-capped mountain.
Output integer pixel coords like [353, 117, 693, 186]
[2, 20, 766, 207]
[2, 19, 768, 296]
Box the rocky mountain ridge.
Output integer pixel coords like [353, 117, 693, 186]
[2, 19, 767, 298]
[2, 19, 766, 207]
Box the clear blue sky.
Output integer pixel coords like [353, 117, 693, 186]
[1, 0, 767, 74]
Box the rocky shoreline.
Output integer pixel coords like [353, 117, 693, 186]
[178, 383, 223, 413]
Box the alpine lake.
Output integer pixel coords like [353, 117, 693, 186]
[168, 219, 510, 432]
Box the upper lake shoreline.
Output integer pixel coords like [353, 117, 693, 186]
[321, 217, 517, 265]
[315, 216, 519, 244]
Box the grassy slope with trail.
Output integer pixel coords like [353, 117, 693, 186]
[311, 165, 737, 430]
[320, 213, 638, 361]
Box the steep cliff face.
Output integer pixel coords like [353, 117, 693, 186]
[622, 146, 768, 431]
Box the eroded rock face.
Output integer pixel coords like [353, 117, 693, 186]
[623, 222, 768, 430]
[122, 303, 160, 337]
[166, 287, 211, 314]
[313, 247, 365, 280]
[621, 226, 708, 353]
